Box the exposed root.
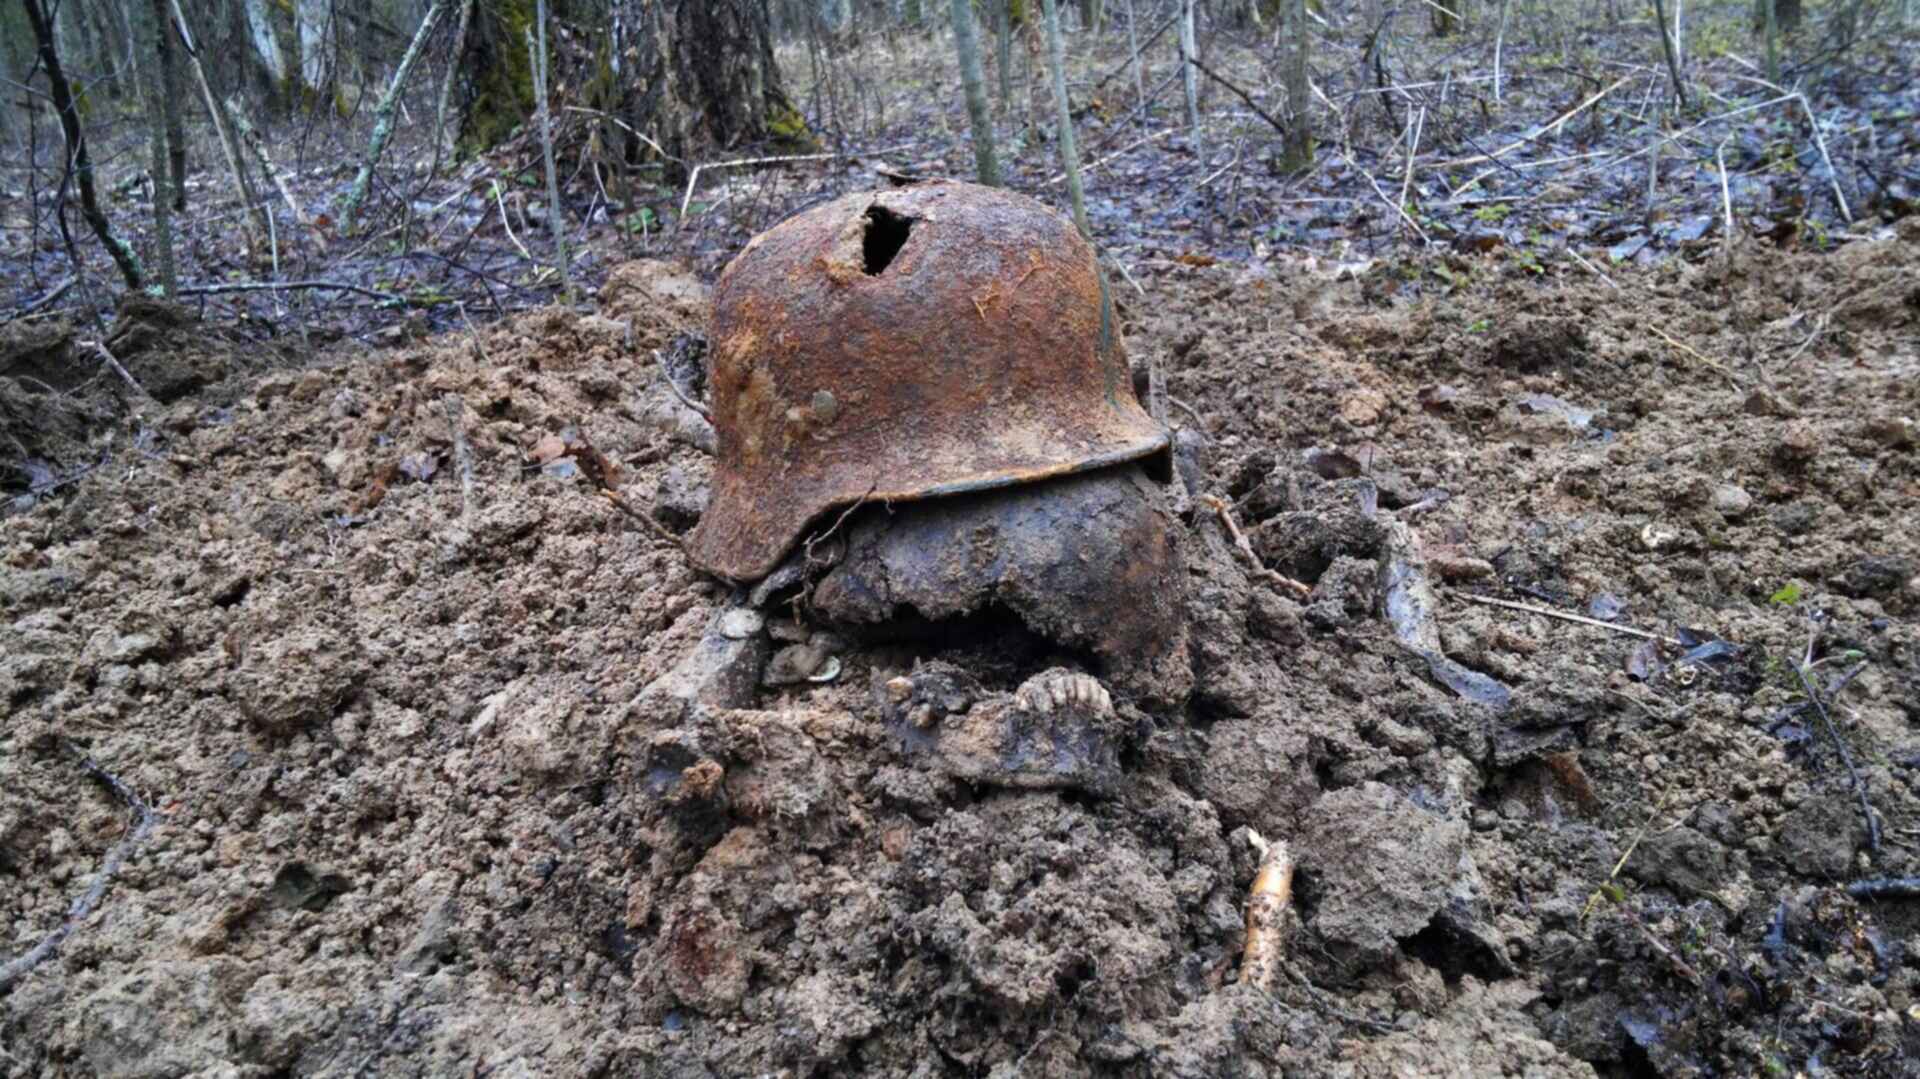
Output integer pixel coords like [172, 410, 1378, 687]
[0, 756, 156, 993]
[1238, 830, 1296, 993]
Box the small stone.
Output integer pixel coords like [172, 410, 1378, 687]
[717, 608, 764, 640]
[1860, 415, 1915, 450]
[1774, 421, 1818, 465]
[766, 618, 809, 643]
[1743, 389, 1796, 417]
[883, 676, 913, 703]
[1711, 484, 1753, 519]
[764, 642, 830, 685]
[1339, 387, 1388, 428]
[1429, 549, 1495, 582]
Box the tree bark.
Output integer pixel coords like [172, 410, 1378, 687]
[242, 0, 289, 87]
[339, 0, 444, 234]
[296, 0, 331, 101]
[1039, 0, 1089, 238]
[1280, 0, 1313, 172]
[429, 0, 476, 178]
[169, 0, 267, 246]
[1179, 0, 1203, 162]
[134, 0, 176, 294]
[995, 0, 1013, 115]
[21, 0, 143, 290]
[1650, 0, 1689, 109]
[150, 0, 186, 209]
[951, 0, 1001, 185]
[531, 0, 573, 302]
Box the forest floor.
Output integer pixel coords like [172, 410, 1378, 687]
[1, 216, 1916, 1077]
[4, 6, 1920, 1078]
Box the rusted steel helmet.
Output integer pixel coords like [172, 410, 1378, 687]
[686, 180, 1169, 582]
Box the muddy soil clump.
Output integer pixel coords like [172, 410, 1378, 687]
[4, 226, 1920, 1076]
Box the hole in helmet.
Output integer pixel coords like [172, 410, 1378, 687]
[861, 206, 913, 275]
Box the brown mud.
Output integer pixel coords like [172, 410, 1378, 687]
[3, 226, 1919, 1076]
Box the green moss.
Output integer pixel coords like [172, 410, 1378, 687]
[458, 0, 535, 153]
[765, 102, 818, 150]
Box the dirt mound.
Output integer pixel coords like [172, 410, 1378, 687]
[3, 235, 1919, 1076]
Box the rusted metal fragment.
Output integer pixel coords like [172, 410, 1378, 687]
[814, 465, 1191, 707]
[876, 664, 1125, 795]
[687, 180, 1169, 583]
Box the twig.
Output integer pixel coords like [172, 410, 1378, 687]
[1581, 793, 1671, 924]
[1046, 128, 1173, 186]
[1792, 652, 1880, 853]
[77, 340, 154, 403]
[1792, 92, 1853, 225]
[1238, 831, 1295, 992]
[1714, 137, 1736, 259]
[8, 276, 73, 318]
[444, 395, 475, 524]
[652, 348, 711, 421]
[177, 280, 402, 303]
[1200, 495, 1312, 599]
[1343, 149, 1430, 246]
[600, 490, 685, 549]
[677, 145, 912, 225]
[493, 180, 534, 262]
[1169, 396, 1208, 431]
[1649, 325, 1742, 389]
[1188, 57, 1291, 139]
[1565, 248, 1620, 290]
[804, 482, 881, 566]
[1846, 878, 1920, 900]
[456, 301, 492, 365]
[1450, 590, 1681, 646]
[0, 757, 156, 992]
[1399, 107, 1427, 223]
[1438, 75, 1632, 169]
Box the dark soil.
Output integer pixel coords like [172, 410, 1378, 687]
[3, 219, 1919, 1076]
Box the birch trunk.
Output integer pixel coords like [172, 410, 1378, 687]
[242, 0, 288, 86]
[296, 0, 330, 98]
[1179, 0, 1203, 162]
[1039, 0, 1089, 238]
[339, 0, 445, 235]
[951, 0, 1001, 185]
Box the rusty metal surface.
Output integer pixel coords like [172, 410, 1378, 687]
[685, 180, 1170, 583]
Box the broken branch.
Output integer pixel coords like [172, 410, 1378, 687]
[1200, 495, 1312, 599]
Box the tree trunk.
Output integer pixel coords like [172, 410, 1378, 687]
[1039, 0, 1089, 238]
[296, 0, 331, 102]
[242, 0, 288, 87]
[1077, 0, 1103, 31]
[170, 0, 267, 247]
[951, 0, 1001, 184]
[150, 0, 186, 209]
[339, 0, 443, 234]
[1650, 0, 1688, 108]
[21, 0, 142, 290]
[995, 0, 1013, 115]
[531, 0, 573, 302]
[134, 0, 176, 294]
[664, 0, 807, 154]
[1432, 0, 1463, 35]
[1280, 0, 1312, 172]
[1179, 0, 1202, 162]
